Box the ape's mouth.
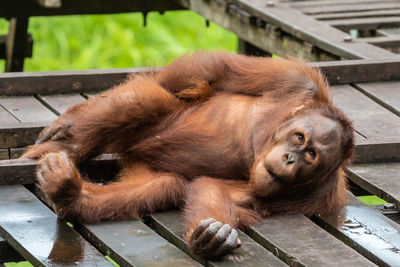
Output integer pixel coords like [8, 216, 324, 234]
[267, 169, 284, 184]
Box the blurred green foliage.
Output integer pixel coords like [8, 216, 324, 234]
[0, 11, 237, 72]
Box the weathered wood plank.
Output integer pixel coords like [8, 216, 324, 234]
[2, 141, 399, 185]
[313, 59, 400, 84]
[247, 214, 375, 266]
[355, 138, 400, 163]
[2, 58, 400, 97]
[0, 67, 148, 96]
[288, 0, 397, 8]
[314, 9, 400, 20]
[360, 35, 400, 49]
[328, 17, 400, 31]
[0, 103, 20, 124]
[352, 82, 400, 116]
[332, 84, 400, 140]
[301, 2, 400, 15]
[0, 34, 33, 60]
[38, 94, 86, 115]
[0, 0, 182, 17]
[147, 210, 287, 266]
[0, 122, 47, 148]
[77, 220, 202, 267]
[0, 185, 112, 266]
[0, 235, 25, 263]
[10, 147, 27, 159]
[0, 148, 9, 159]
[231, 0, 396, 59]
[314, 193, 400, 267]
[348, 163, 400, 208]
[0, 96, 57, 122]
[5, 17, 29, 72]
[0, 154, 119, 185]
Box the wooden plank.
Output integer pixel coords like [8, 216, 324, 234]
[5, 17, 29, 72]
[2, 58, 400, 98]
[246, 214, 375, 266]
[360, 35, 400, 49]
[147, 210, 287, 266]
[0, 122, 47, 149]
[0, 96, 57, 123]
[0, 104, 19, 124]
[0, 185, 112, 266]
[314, 193, 400, 267]
[352, 82, 400, 116]
[348, 163, 400, 208]
[0, 155, 119, 185]
[328, 17, 400, 31]
[180, 0, 396, 60]
[331, 84, 400, 140]
[0, 67, 148, 96]
[0, 0, 182, 17]
[301, 2, 400, 15]
[10, 147, 27, 159]
[288, 0, 397, 8]
[0, 235, 25, 263]
[0, 34, 33, 60]
[355, 138, 400, 163]
[38, 94, 86, 115]
[77, 220, 202, 267]
[1, 141, 399, 185]
[35, 0, 62, 8]
[313, 59, 400, 85]
[0, 149, 9, 159]
[314, 9, 400, 20]
[379, 28, 400, 35]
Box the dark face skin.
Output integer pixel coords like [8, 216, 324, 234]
[251, 112, 343, 197]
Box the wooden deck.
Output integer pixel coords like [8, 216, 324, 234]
[1, 0, 400, 266]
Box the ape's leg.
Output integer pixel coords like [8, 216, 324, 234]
[23, 75, 184, 162]
[184, 177, 260, 259]
[37, 152, 187, 223]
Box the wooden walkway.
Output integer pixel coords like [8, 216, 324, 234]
[1, 0, 400, 266]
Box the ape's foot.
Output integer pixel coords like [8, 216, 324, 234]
[188, 218, 241, 260]
[37, 152, 82, 216]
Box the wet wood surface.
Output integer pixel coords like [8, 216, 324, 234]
[314, 193, 400, 267]
[0, 185, 112, 266]
[247, 214, 375, 266]
[147, 210, 288, 267]
[79, 220, 201, 267]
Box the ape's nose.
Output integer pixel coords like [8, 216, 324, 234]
[285, 153, 295, 164]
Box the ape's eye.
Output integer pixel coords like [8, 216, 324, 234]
[295, 133, 304, 144]
[306, 149, 316, 159]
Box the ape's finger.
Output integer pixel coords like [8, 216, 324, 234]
[190, 218, 216, 242]
[203, 223, 232, 252]
[215, 229, 239, 257]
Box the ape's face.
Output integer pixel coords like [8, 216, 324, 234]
[251, 112, 343, 197]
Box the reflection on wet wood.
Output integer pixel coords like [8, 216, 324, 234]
[0, 185, 112, 266]
[314, 192, 400, 267]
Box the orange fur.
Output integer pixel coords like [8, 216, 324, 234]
[25, 51, 354, 259]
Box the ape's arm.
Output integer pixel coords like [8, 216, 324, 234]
[183, 177, 260, 259]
